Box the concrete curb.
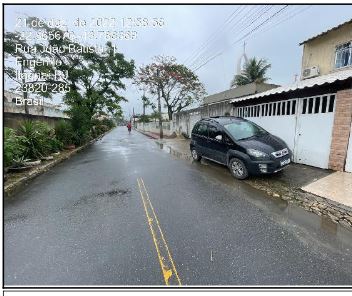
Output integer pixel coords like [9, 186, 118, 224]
[4, 129, 112, 199]
[135, 129, 160, 139]
[136, 129, 180, 140]
[245, 177, 352, 228]
[294, 188, 352, 228]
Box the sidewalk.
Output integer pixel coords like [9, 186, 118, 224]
[151, 136, 352, 229]
[302, 172, 352, 208]
[136, 129, 176, 140]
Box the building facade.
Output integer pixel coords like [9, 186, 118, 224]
[172, 82, 278, 137]
[300, 19, 352, 78]
[231, 19, 352, 172]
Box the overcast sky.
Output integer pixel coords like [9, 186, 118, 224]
[4, 4, 352, 117]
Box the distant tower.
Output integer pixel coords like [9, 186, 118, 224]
[236, 42, 248, 75]
[231, 42, 249, 89]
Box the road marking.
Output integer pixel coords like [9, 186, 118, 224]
[137, 177, 182, 286]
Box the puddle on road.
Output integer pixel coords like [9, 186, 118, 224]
[156, 141, 352, 253]
[99, 137, 155, 156]
[100, 145, 132, 156]
[156, 142, 193, 162]
[61, 188, 131, 211]
[75, 158, 100, 165]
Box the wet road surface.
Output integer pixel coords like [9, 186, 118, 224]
[4, 127, 352, 286]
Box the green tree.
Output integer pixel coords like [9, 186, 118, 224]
[134, 56, 206, 120]
[231, 57, 271, 88]
[15, 16, 135, 124]
[138, 114, 151, 123]
[5, 16, 135, 144]
[141, 94, 155, 115]
[150, 111, 161, 123]
[4, 32, 52, 113]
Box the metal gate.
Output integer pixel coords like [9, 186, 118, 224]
[234, 93, 336, 169]
[294, 94, 336, 168]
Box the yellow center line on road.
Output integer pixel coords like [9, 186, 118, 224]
[137, 177, 182, 286]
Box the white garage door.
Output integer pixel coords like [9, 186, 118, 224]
[345, 121, 352, 173]
[294, 94, 336, 169]
[234, 93, 336, 169]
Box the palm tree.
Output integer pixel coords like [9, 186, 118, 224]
[231, 57, 271, 88]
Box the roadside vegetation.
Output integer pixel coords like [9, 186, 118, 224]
[136, 112, 169, 123]
[4, 15, 134, 170]
[4, 118, 115, 169]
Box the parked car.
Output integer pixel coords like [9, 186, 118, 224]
[190, 116, 292, 179]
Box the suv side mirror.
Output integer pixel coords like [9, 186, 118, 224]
[215, 135, 222, 141]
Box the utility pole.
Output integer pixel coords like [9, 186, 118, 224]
[142, 92, 146, 132]
[156, 69, 163, 139]
[294, 74, 298, 82]
[142, 91, 146, 116]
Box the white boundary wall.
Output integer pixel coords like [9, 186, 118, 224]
[345, 121, 352, 172]
[136, 121, 174, 136]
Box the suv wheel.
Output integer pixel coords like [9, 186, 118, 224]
[229, 158, 248, 180]
[191, 148, 202, 161]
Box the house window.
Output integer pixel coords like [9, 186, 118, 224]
[328, 95, 335, 112]
[291, 100, 296, 115]
[335, 42, 352, 69]
[281, 101, 286, 115]
[286, 101, 290, 115]
[321, 96, 328, 113]
[314, 97, 320, 113]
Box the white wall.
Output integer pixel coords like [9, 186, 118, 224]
[136, 121, 174, 136]
[4, 102, 69, 119]
[345, 121, 352, 173]
[189, 113, 201, 135]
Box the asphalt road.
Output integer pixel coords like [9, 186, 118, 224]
[4, 127, 352, 286]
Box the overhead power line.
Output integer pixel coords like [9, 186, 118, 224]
[189, 5, 274, 70]
[243, 5, 312, 43]
[188, 5, 269, 69]
[231, 5, 289, 47]
[193, 5, 289, 72]
[183, 5, 246, 66]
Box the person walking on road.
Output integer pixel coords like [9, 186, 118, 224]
[127, 121, 132, 134]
